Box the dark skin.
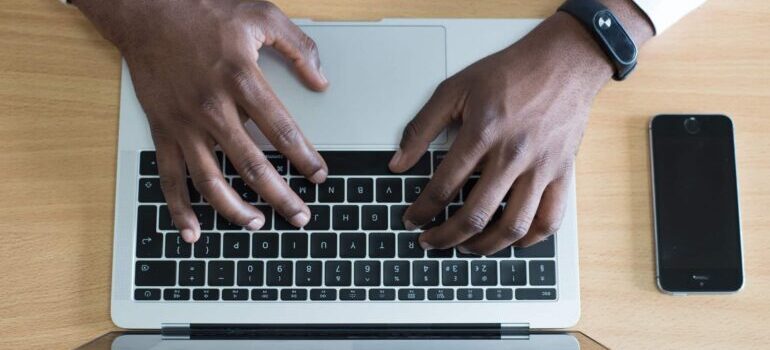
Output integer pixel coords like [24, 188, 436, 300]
[74, 0, 653, 251]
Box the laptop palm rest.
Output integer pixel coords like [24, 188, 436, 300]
[251, 25, 448, 148]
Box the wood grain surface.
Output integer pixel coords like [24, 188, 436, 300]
[1, 0, 768, 348]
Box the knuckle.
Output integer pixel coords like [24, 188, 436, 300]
[254, 1, 281, 20]
[271, 119, 302, 149]
[228, 66, 255, 94]
[192, 173, 222, 194]
[402, 120, 422, 144]
[459, 210, 491, 234]
[299, 34, 319, 57]
[241, 158, 273, 186]
[503, 218, 533, 241]
[537, 218, 562, 235]
[502, 140, 528, 160]
[159, 176, 182, 194]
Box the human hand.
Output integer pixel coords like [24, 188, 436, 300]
[389, 4, 652, 255]
[75, 0, 329, 242]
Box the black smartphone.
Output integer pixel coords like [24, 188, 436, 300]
[649, 114, 743, 294]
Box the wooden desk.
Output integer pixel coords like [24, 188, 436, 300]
[1, 0, 768, 348]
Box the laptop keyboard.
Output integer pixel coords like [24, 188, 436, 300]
[133, 150, 558, 302]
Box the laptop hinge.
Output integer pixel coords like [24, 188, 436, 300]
[161, 323, 530, 340]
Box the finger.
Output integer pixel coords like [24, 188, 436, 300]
[257, 3, 328, 91]
[459, 173, 547, 255]
[155, 142, 200, 243]
[403, 126, 488, 229]
[515, 174, 570, 247]
[218, 122, 311, 228]
[389, 79, 462, 173]
[228, 65, 328, 183]
[181, 136, 266, 230]
[418, 154, 518, 250]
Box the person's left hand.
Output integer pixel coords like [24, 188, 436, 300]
[388, 13, 623, 255]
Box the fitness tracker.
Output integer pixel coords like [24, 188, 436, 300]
[558, 0, 638, 81]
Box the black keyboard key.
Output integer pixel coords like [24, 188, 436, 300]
[252, 288, 279, 301]
[252, 232, 278, 258]
[310, 288, 337, 301]
[347, 178, 373, 203]
[280, 289, 308, 301]
[461, 178, 479, 202]
[187, 178, 202, 202]
[361, 205, 388, 230]
[231, 178, 259, 203]
[223, 232, 250, 258]
[404, 177, 429, 203]
[318, 178, 344, 203]
[194, 232, 220, 258]
[193, 288, 220, 301]
[423, 208, 446, 229]
[138, 178, 164, 203]
[389, 205, 408, 230]
[413, 260, 439, 286]
[136, 206, 162, 258]
[515, 236, 555, 258]
[255, 205, 273, 230]
[500, 260, 527, 286]
[134, 288, 161, 300]
[376, 178, 402, 203]
[222, 288, 249, 301]
[441, 261, 468, 286]
[398, 288, 425, 301]
[471, 260, 497, 286]
[158, 205, 175, 231]
[318, 151, 430, 176]
[163, 288, 190, 301]
[398, 232, 424, 258]
[486, 288, 513, 300]
[208, 261, 234, 286]
[447, 204, 461, 217]
[325, 261, 352, 286]
[135, 261, 175, 286]
[266, 261, 292, 286]
[529, 260, 556, 286]
[296, 260, 323, 286]
[216, 213, 242, 231]
[237, 261, 264, 286]
[354, 261, 381, 286]
[310, 232, 337, 258]
[516, 288, 557, 300]
[457, 288, 484, 300]
[369, 288, 396, 301]
[265, 151, 288, 175]
[274, 213, 300, 231]
[427, 248, 454, 258]
[333, 206, 359, 230]
[306, 205, 330, 230]
[290, 178, 316, 202]
[368, 232, 395, 258]
[339, 232, 366, 258]
[192, 205, 215, 230]
[383, 261, 410, 286]
[281, 232, 308, 258]
[215, 151, 225, 171]
[427, 288, 454, 301]
[339, 288, 366, 301]
[223, 156, 237, 176]
[139, 151, 159, 175]
[488, 246, 512, 258]
[179, 261, 205, 286]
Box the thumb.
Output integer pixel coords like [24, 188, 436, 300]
[263, 13, 329, 92]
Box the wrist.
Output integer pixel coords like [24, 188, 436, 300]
[72, 0, 137, 47]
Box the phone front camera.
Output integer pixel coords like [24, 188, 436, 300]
[684, 117, 700, 134]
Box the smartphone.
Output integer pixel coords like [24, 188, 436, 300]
[649, 114, 744, 294]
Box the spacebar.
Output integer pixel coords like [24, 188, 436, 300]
[311, 151, 431, 176]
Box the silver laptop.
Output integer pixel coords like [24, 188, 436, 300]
[110, 18, 581, 336]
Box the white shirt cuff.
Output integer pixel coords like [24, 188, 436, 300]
[631, 0, 707, 34]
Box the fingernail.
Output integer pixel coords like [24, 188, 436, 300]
[245, 217, 264, 231]
[319, 67, 329, 85]
[404, 219, 419, 231]
[419, 239, 434, 250]
[457, 245, 471, 254]
[289, 211, 310, 228]
[180, 229, 196, 243]
[389, 149, 403, 170]
[309, 168, 327, 184]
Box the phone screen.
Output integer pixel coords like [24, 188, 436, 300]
[650, 115, 743, 292]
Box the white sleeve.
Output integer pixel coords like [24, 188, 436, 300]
[631, 0, 707, 34]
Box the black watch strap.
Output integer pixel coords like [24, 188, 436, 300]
[558, 0, 638, 81]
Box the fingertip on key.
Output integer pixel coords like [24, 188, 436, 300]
[245, 217, 264, 231]
[289, 211, 310, 228]
[180, 228, 197, 243]
[309, 168, 327, 184]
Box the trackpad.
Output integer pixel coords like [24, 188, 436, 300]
[251, 25, 447, 148]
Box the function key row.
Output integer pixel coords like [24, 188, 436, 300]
[135, 259, 555, 288]
[137, 229, 555, 260]
[135, 287, 557, 302]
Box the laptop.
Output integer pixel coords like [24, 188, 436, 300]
[110, 18, 581, 338]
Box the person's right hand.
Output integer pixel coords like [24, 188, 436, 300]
[75, 0, 329, 242]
